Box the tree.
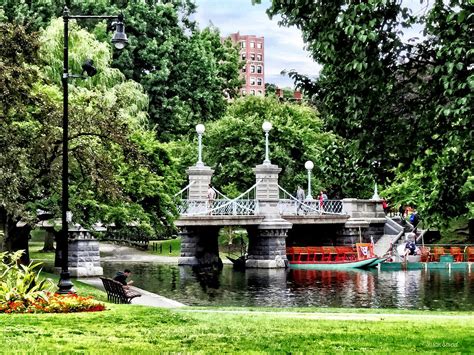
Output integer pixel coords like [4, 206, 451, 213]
[37, 18, 183, 236]
[0, 20, 182, 260]
[202, 96, 340, 197]
[260, 0, 473, 226]
[0, 24, 57, 261]
[0, 0, 243, 140]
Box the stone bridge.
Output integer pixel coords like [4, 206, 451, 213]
[176, 162, 386, 269]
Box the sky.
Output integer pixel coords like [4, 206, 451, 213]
[192, 0, 429, 88]
[192, 0, 320, 88]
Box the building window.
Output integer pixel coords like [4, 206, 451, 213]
[242, 66, 246, 73]
[250, 65, 255, 73]
[257, 78, 262, 86]
[257, 90, 263, 95]
[241, 41, 246, 48]
[250, 53, 255, 60]
[241, 53, 246, 60]
[250, 77, 256, 85]
[257, 54, 262, 61]
[257, 42, 262, 49]
[250, 89, 256, 95]
[250, 42, 255, 48]
[242, 89, 246, 95]
[257, 66, 262, 74]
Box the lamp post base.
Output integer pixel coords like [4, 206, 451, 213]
[57, 270, 75, 294]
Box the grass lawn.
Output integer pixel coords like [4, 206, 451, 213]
[29, 229, 55, 262]
[2, 275, 473, 353]
[1, 304, 473, 353]
[148, 238, 181, 257]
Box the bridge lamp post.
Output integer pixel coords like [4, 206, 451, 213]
[304, 160, 314, 200]
[57, 6, 128, 295]
[195, 124, 205, 167]
[262, 121, 272, 164]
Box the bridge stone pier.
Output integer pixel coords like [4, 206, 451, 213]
[246, 163, 292, 268]
[178, 164, 220, 267]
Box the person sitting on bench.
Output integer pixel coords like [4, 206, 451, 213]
[113, 269, 134, 289]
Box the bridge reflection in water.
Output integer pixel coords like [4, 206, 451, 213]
[102, 262, 474, 310]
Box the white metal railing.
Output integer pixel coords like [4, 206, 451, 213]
[178, 180, 261, 216]
[277, 185, 345, 215]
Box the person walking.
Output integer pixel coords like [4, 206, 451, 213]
[296, 185, 305, 215]
[382, 198, 389, 214]
[207, 184, 216, 214]
[319, 190, 327, 212]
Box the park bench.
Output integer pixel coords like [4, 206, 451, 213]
[100, 277, 141, 304]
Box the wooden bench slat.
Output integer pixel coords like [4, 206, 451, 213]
[100, 277, 141, 304]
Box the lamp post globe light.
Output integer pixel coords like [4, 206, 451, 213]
[262, 121, 272, 164]
[196, 124, 205, 167]
[304, 160, 314, 200]
[58, 6, 128, 294]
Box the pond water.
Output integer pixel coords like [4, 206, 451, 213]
[102, 262, 474, 311]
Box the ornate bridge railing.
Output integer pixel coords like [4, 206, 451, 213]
[178, 199, 259, 216]
[176, 180, 261, 216]
[278, 199, 345, 215]
[278, 185, 346, 216]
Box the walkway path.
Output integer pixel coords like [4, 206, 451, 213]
[78, 277, 186, 308]
[99, 242, 179, 263]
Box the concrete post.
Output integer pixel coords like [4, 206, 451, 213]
[246, 163, 292, 268]
[186, 165, 214, 200]
[55, 224, 103, 277]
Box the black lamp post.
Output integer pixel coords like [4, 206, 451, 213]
[57, 6, 128, 294]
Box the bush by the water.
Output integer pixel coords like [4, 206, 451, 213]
[0, 250, 104, 314]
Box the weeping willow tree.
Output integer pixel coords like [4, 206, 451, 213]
[37, 18, 182, 236]
[1, 19, 182, 258]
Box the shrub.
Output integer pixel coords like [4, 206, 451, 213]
[0, 250, 54, 306]
[0, 251, 105, 313]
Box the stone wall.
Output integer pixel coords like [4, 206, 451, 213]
[62, 226, 103, 277]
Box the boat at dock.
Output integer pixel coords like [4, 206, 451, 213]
[287, 243, 383, 270]
[289, 256, 380, 270]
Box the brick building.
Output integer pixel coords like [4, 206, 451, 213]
[227, 32, 265, 96]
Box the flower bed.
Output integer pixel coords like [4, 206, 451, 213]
[0, 292, 106, 314]
[1, 250, 105, 314]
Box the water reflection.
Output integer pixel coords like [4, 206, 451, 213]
[102, 262, 474, 310]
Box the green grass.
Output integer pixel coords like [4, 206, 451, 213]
[148, 238, 181, 256]
[29, 229, 55, 262]
[3, 272, 473, 352]
[1, 304, 473, 353]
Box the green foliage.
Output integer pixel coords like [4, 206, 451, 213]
[95, 1, 242, 139]
[263, 0, 473, 226]
[1, 20, 182, 239]
[0, 250, 54, 307]
[204, 96, 341, 196]
[0, 0, 62, 30]
[0, 24, 61, 221]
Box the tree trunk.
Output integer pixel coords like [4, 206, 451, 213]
[0, 207, 6, 252]
[4, 214, 31, 265]
[42, 229, 56, 252]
